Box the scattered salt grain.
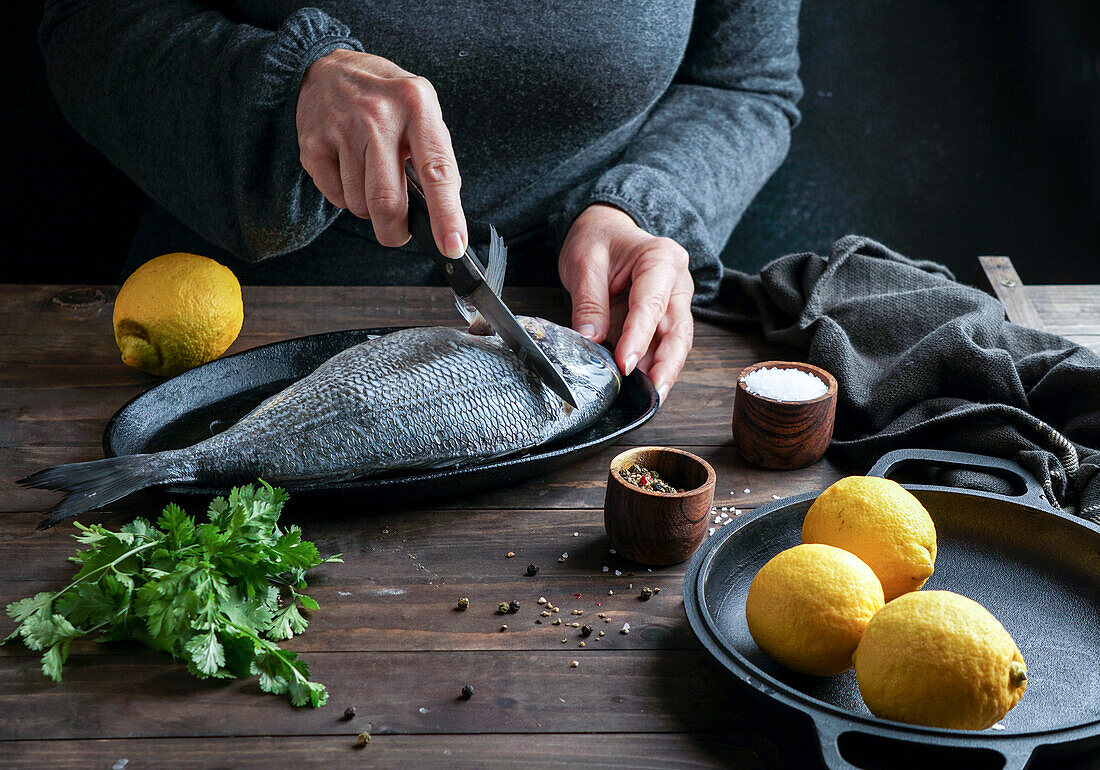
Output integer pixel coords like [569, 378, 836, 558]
[602, 566, 609, 572]
[620, 623, 630, 634]
[991, 723, 1005, 731]
[708, 528, 716, 535]
[609, 548, 616, 555]
[418, 707, 429, 714]
[744, 488, 751, 494]
[742, 366, 827, 402]
[573, 532, 579, 537]
[614, 570, 622, 576]
[772, 494, 780, 500]
[337, 591, 351, 596]
[112, 761, 129, 770]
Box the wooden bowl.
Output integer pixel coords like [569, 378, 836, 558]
[732, 361, 837, 470]
[603, 447, 716, 566]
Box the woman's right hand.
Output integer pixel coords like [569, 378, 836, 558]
[295, 49, 467, 257]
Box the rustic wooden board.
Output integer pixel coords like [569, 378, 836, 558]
[2, 733, 787, 770]
[3, 279, 1092, 769]
[1027, 285, 1100, 336]
[0, 444, 844, 514]
[0, 285, 747, 339]
[0, 649, 765, 740]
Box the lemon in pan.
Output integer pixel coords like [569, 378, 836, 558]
[745, 544, 884, 676]
[853, 590, 1028, 729]
[802, 476, 937, 601]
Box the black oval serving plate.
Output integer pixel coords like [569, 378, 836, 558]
[683, 448, 1100, 770]
[103, 327, 658, 501]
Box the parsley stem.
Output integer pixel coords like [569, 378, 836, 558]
[53, 540, 161, 601]
[220, 617, 310, 685]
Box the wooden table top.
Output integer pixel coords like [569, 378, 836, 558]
[1, 281, 1097, 768]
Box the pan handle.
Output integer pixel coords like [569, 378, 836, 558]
[867, 448, 1052, 510]
[813, 716, 1041, 770]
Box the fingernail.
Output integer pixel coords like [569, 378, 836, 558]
[444, 232, 465, 258]
[623, 353, 638, 375]
[657, 383, 670, 403]
[577, 323, 596, 340]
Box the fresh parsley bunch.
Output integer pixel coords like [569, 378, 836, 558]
[3, 482, 341, 707]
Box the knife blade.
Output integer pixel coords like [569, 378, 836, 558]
[403, 173, 580, 408]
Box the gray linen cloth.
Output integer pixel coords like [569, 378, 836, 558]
[696, 235, 1100, 521]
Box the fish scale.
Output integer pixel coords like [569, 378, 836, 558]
[22, 317, 621, 528]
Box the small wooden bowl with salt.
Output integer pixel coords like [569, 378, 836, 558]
[732, 361, 837, 470]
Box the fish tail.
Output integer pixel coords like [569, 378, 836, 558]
[20, 454, 176, 530]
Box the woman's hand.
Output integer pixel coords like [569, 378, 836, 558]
[296, 49, 467, 257]
[559, 204, 694, 401]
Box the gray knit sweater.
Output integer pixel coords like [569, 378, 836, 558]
[40, 1, 801, 299]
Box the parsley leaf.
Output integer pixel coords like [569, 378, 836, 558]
[2, 483, 339, 707]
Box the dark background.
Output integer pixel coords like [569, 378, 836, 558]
[4, 0, 1099, 286]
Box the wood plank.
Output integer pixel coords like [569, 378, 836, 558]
[0, 284, 744, 339]
[0, 323, 785, 393]
[0, 444, 844, 513]
[0, 649, 767, 740]
[1065, 335, 1100, 355]
[1027, 285, 1100, 336]
[1, 733, 789, 770]
[976, 256, 1046, 330]
[0, 502, 713, 653]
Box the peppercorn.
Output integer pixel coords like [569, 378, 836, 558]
[526, 564, 540, 576]
[460, 684, 474, 700]
[509, 600, 521, 613]
[355, 732, 371, 748]
[580, 624, 593, 638]
[457, 597, 470, 610]
[640, 587, 653, 600]
[342, 706, 357, 721]
[498, 602, 510, 614]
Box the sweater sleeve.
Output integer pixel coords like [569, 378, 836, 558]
[551, 0, 802, 304]
[40, 1, 364, 262]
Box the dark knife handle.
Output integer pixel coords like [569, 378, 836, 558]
[405, 174, 481, 298]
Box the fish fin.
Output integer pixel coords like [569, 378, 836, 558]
[485, 225, 508, 296]
[20, 455, 171, 529]
[458, 226, 509, 336]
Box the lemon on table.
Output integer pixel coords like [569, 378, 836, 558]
[802, 476, 937, 601]
[745, 543, 885, 676]
[853, 590, 1027, 730]
[113, 253, 243, 377]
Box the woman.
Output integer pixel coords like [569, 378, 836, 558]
[40, 1, 801, 400]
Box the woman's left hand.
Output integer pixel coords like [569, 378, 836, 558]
[558, 204, 694, 402]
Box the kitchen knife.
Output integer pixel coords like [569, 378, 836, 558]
[404, 173, 579, 408]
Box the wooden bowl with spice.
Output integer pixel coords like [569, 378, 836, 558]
[603, 447, 716, 566]
[732, 361, 837, 470]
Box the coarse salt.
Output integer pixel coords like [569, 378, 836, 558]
[742, 366, 827, 401]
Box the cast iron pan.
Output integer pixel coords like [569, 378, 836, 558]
[103, 327, 658, 500]
[684, 448, 1100, 769]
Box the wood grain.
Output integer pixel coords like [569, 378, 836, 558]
[976, 256, 1047, 330]
[0, 649, 751, 740]
[0, 444, 845, 514]
[604, 447, 715, 566]
[1, 280, 1092, 768]
[731, 361, 837, 470]
[2, 733, 783, 770]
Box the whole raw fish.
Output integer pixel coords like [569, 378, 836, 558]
[22, 317, 620, 529]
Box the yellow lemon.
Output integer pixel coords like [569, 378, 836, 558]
[853, 590, 1027, 730]
[745, 543, 885, 676]
[802, 476, 936, 601]
[113, 253, 243, 377]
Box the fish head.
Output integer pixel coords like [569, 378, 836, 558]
[519, 317, 620, 408]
